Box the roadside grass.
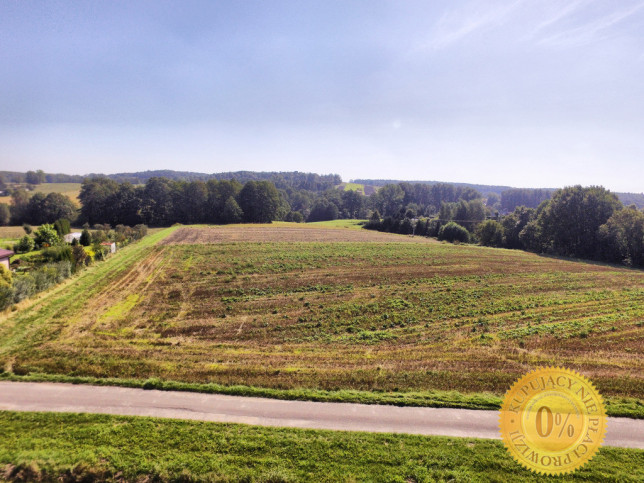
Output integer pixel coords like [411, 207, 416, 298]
[1, 225, 642, 419]
[1, 411, 642, 482]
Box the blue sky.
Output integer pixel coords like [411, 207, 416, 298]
[1, 1, 643, 192]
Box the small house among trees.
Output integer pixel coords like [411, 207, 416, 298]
[64, 232, 82, 243]
[0, 249, 14, 270]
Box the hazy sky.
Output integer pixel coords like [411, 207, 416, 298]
[2, 1, 643, 191]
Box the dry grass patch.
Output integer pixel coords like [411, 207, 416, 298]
[160, 225, 438, 244]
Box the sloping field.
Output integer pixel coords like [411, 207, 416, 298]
[0, 225, 642, 411]
[0, 183, 81, 205]
[161, 225, 435, 244]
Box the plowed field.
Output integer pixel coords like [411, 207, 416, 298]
[1, 225, 643, 405]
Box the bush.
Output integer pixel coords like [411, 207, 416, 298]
[15, 235, 35, 254]
[476, 220, 504, 247]
[0, 285, 13, 310]
[52, 261, 72, 282]
[438, 222, 470, 243]
[0, 265, 12, 287]
[133, 224, 148, 240]
[42, 245, 73, 264]
[53, 218, 71, 236]
[34, 224, 60, 248]
[71, 245, 88, 270]
[80, 229, 91, 246]
[12, 276, 35, 303]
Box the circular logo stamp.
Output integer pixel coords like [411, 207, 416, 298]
[499, 367, 606, 475]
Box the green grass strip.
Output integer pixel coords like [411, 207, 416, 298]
[0, 411, 642, 482]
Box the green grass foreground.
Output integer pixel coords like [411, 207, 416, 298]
[0, 411, 642, 482]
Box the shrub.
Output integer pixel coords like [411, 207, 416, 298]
[0, 285, 13, 310]
[80, 229, 91, 246]
[476, 220, 504, 247]
[34, 224, 60, 248]
[22, 224, 32, 235]
[52, 261, 72, 282]
[438, 222, 470, 243]
[15, 235, 35, 254]
[42, 245, 73, 264]
[0, 265, 12, 287]
[72, 245, 88, 270]
[133, 224, 148, 240]
[12, 276, 35, 303]
[54, 218, 71, 236]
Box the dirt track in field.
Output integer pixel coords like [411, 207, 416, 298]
[160, 226, 438, 244]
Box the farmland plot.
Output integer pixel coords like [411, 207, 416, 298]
[1, 225, 642, 405]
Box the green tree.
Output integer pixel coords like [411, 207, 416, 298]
[34, 224, 60, 248]
[476, 220, 504, 247]
[206, 179, 243, 223]
[25, 170, 46, 185]
[372, 184, 404, 217]
[307, 199, 339, 222]
[0, 203, 9, 225]
[15, 235, 35, 254]
[9, 189, 30, 224]
[79, 229, 91, 247]
[54, 218, 71, 236]
[536, 186, 622, 259]
[140, 177, 174, 226]
[221, 196, 243, 224]
[238, 181, 282, 223]
[79, 177, 119, 225]
[501, 206, 536, 249]
[598, 207, 644, 266]
[438, 222, 470, 243]
[341, 190, 366, 219]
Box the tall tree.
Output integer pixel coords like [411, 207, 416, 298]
[598, 207, 644, 266]
[79, 177, 120, 225]
[238, 181, 282, 223]
[536, 186, 622, 258]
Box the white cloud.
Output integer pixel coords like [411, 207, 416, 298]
[536, 2, 644, 47]
[423, 0, 527, 50]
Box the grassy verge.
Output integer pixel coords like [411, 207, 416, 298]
[1, 411, 642, 482]
[1, 372, 642, 419]
[0, 226, 178, 351]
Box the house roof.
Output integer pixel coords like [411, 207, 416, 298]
[0, 249, 14, 259]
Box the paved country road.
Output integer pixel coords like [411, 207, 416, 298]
[0, 381, 642, 449]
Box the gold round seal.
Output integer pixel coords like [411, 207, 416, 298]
[499, 367, 606, 475]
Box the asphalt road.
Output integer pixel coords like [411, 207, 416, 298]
[0, 381, 642, 449]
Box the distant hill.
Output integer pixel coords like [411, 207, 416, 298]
[87, 170, 342, 193]
[353, 178, 644, 209]
[352, 179, 515, 197]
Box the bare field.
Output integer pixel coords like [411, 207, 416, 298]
[160, 225, 437, 244]
[2, 225, 642, 405]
